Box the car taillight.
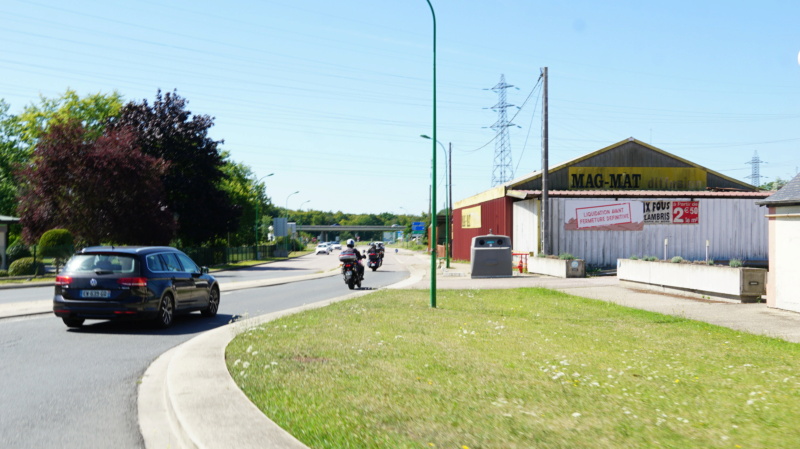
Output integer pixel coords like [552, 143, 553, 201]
[55, 275, 72, 286]
[118, 277, 148, 287]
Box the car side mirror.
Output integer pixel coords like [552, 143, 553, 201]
[201, 266, 209, 274]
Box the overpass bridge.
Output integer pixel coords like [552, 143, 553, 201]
[295, 225, 403, 242]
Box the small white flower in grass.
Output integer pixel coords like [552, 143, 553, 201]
[242, 361, 250, 369]
[394, 335, 404, 339]
[571, 412, 581, 418]
[560, 360, 569, 366]
[233, 359, 241, 367]
[746, 399, 755, 405]
[572, 372, 580, 377]
[246, 345, 253, 353]
[252, 351, 258, 356]
[271, 361, 278, 366]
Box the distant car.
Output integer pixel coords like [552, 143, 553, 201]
[315, 244, 331, 255]
[330, 242, 342, 250]
[53, 246, 219, 329]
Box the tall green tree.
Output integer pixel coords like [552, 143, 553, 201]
[108, 90, 240, 245]
[17, 121, 174, 245]
[0, 100, 26, 215]
[14, 89, 123, 149]
[219, 156, 279, 245]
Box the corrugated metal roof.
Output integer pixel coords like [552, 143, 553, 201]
[506, 137, 759, 191]
[756, 173, 800, 206]
[507, 189, 773, 199]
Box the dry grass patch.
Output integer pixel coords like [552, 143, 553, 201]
[227, 288, 800, 448]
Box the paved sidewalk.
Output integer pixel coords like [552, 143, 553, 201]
[138, 250, 800, 449]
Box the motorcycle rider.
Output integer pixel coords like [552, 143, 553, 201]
[343, 239, 365, 280]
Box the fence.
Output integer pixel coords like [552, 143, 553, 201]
[181, 245, 278, 267]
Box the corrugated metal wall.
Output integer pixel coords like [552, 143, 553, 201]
[453, 196, 513, 261]
[539, 197, 768, 267]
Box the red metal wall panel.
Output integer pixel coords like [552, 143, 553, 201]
[452, 196, 514, 261]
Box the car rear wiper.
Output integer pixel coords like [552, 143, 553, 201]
[94, 269, 113, 275]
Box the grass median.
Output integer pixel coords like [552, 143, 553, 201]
[227, 288, 800, 448]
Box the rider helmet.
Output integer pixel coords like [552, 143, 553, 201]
[346, 239, 355, 248]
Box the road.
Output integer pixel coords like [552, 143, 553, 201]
[0, 253, 408, 449]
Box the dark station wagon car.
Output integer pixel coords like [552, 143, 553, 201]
[53, 246, 220, 329]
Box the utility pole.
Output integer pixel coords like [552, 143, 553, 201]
[448, 142, 452, 267]
[540, 67, 549, 256]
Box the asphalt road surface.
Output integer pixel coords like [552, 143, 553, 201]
[0, 255, 407, 449]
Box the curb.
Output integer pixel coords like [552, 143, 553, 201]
[139, 252, 419, 449]
[139, 291, 374, 449]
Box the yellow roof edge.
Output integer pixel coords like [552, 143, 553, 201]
[454, 186, 506, 209]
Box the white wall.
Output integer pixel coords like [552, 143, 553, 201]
[772, 205, 800, 312]
[512, 199, 539, 255]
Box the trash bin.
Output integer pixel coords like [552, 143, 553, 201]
[470, 234, 512, 278]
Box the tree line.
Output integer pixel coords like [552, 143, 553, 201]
[0, 89, 422, 250]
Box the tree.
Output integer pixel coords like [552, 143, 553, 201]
[0, 100, 26, 215]
[0, 91, 123, 216]
[218, 156, 279, 245]
[760, 178, 788, 191]
[108, 90, 240, 245]
[17, 121, 174, 245]
[14, 89, 123, 149]
[38, 228, 74, 273]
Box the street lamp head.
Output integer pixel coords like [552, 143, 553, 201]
[420, 134, 431, 140]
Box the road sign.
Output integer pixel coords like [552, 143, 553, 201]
[412, 221, 425, 235]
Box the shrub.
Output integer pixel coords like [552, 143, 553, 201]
[629, 255, 639, 260]
[670, 256, 684, 263]
[558, 253, 575, 260]
[0, 269, 8, 277]
[6, 242, 31, 265]
[38, 229, 75, 273]
[729, 258, 743, 268]
[706, 259, 715, 265]
[536, 252, 548, 258]
[643, 256, 658, 262]
[8, 257, 45, 276]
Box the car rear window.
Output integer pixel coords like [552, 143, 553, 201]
[64, 254, 138, 274]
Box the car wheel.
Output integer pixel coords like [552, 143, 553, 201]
[62, 317, 85, 328]
[155, 294, 174, 329]
[201, 287, 220, 317]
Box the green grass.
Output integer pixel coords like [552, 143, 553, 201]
[227, 289, 800, 449]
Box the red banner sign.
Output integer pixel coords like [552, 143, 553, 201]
[671, 201, 699, 224]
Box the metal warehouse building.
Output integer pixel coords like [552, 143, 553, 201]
[451, 138, 773, 267]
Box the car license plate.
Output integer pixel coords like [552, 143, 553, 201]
[81, 290, 110, 299]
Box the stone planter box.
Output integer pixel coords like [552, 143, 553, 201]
[617, 258, 767, 303]
[529, 257, 585, 278]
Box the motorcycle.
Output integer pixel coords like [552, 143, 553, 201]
[339, 250, 362, 290]
[367, 250, 382, 271]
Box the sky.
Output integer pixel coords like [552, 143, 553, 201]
[2, 0, 800, 216]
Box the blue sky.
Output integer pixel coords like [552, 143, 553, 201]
[2, 0, 799, 215]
